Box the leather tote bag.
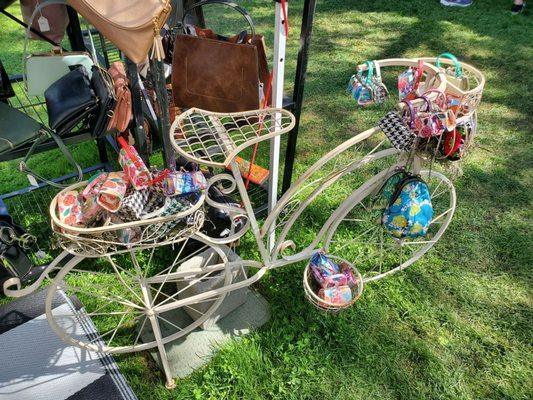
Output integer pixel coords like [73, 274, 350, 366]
[67, 0, 172, 64]
[171, 0, 266, 113]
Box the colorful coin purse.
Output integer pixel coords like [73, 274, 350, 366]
[96, 172, 128, 213]
[308, 251, 345, 288]
[162, 170, 207, 197]
[318, 285, 352, 306]
[57, 190, 83, 229]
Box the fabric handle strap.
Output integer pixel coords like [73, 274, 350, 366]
[400, 100, 416, 128]
[435, 52, 462, 78]
[182, 0, 256, 40]
[413, 59, 424, 91]
[19, 129, 83, 189]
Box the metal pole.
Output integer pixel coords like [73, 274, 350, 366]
[281, 0, 316, 194]
[268, 0, 288, 251]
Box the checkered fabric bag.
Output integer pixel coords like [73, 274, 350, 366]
[145, 197, 194, 238]
[378, 111, 416, 152]
[119, 189, 150, 221]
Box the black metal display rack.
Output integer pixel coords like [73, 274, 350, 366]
[0, 0, 317, 237]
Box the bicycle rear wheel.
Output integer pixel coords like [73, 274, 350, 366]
[45, 236, 232, 354]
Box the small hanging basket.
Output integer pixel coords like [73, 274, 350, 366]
[303, 255, 364, 312]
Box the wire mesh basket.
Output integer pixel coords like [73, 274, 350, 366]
[170, 107, 296, 168]
[303, 255, 364, 312]
[49, 181, 206, 257]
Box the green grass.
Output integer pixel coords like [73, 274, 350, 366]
[1, 1, 532, 399]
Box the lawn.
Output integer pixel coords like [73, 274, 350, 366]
[1, 1, 532, 399]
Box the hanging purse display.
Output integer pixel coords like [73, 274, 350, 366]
[23, 1, 94, 96]
[403, 93, 456, 139]
[348, 60, 389, 106]
[44, 65, 98, 135]
[172, 0, 268, 112]
[90, 65, 116, 138]
[347, 61, 374, 106]
[107, 61, 132, 134]
[66, 0, 172, 64]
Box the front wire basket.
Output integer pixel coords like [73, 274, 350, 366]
[49, 181, 206, 257]
[303, 255, 364, 312]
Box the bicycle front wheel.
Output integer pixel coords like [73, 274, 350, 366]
[324, 170, 456, 282]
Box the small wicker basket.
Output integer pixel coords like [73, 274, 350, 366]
[49, 181, 206, 258]
[303, 255, 364, 312]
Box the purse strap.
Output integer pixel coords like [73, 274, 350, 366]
[182, 0, 256, 40]
[360, 61, 374, 85]
[19, 128, 83, 189]
[412, 59, 424, 91]
[414, 95, 433, 112]
[400, 100, 416, 128]
[435, 52, 463, 78]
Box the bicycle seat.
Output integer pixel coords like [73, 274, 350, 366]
[170, 107, 296, 168]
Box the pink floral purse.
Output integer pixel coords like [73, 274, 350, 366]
[118, 136, 152, 190]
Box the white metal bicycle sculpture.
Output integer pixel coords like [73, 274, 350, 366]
[4, 57, 484, 388]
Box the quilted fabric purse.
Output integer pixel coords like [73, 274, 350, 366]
[162, 170, 207, 196]
[347, 61, 374, 106]
[398, 59, 424, 101]
[378, 108, 416, 151]
[118, 137, 152, 190]
[381, 174, 433, 239]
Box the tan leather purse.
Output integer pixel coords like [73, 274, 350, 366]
[171, 1, 268, 113]
[67, 0, 172, 64]
[107, 62, 132, 133]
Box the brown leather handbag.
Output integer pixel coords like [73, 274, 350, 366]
[107, 61, 132, 133]
[171, 0, 269, 113]
[66, 0, 172, 64]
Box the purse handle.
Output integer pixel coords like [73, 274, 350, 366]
[358, 60, 374, 85]
[414, 95, 433, 112]
[19, 128, 83, 189]
[422, 88, 448, 110]
[435, 52, 463, 78]
[400, 100, 416, 128]
[182, 0, 256, 40]
[412, 59, 424, 91]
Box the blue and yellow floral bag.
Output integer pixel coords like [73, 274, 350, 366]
[381, 174, 433, 239]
